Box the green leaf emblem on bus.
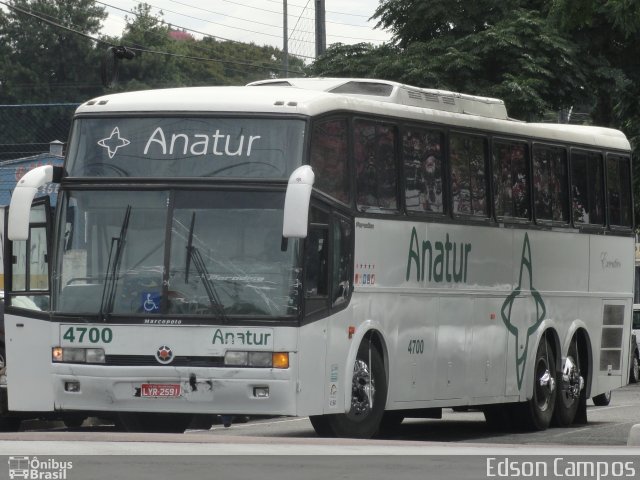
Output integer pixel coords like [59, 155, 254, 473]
[500, 233, 547, 390]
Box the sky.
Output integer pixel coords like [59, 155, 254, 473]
[99, 0, 393, 61]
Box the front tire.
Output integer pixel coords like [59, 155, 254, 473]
[0, 416, 21, 432]
[62, 414, 87, 429]
[309, 341, 387, 439]
[117, 412, 194, 433]
[592, 391, 611, 406]
[630, 353, 639, 384]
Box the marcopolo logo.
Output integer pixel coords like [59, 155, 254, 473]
[8, 456, 73, 480]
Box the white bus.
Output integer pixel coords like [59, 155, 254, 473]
[3, 78, 634, 437]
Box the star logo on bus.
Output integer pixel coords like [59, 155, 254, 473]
[500, 233, 546, 390]
[97, 126, 130, 158]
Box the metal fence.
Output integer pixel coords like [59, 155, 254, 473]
[0, 103, 79, 162]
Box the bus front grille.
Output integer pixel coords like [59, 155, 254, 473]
[104, 355, 225, 367]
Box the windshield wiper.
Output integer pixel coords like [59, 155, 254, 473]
[185, 212, 228, 322]
[99, 205, 131, 320]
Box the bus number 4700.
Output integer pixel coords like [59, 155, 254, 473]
[63, 326, 113, 344]
[408, 339, 424, 354]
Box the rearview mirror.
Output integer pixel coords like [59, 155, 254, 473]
[8, 165, 62, 241]
[282, 165, 314, 238]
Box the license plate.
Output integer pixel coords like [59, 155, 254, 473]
[140, 383, 181, 398]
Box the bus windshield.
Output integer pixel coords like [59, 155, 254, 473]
[65, 117, 306, 179]
[54, 189, 301, 319]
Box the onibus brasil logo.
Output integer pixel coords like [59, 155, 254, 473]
[500, 233, 547, 390]
[8, 456, 73, 479]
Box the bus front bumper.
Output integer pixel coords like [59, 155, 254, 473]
[51, 364, 297, 416]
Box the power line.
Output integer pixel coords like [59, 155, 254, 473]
[171, 0, 376, 29]
[98, 0, 316, 59]
[0, 0, 305, 75]
[262, 0, 372, 18]
[164, 0, 386, 41]
[96, 0, 238, 43]
[0, 0, 111, 46]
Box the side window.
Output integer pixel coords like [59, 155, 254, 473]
[331, 216, 352, 307]
[532, 145, 569, 223]
[354, 120, 399, 212]
[571, 150, 604, 226]
[403, 127, 444, 214]
[450, 133, 488, 217]
[310, 118, 349, 204]
[606, 154, 632, 228]
[304, 208, 329, 316]
[492, 140, 530, 220]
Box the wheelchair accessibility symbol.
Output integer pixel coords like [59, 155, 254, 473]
[142, 292, 161, 312]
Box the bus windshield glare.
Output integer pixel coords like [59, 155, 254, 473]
[65, 117, 305, 178]
[54, 190, 301, 319]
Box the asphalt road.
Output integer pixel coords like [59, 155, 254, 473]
[1, 385, 640, 480]
[4, 383, 640, 445]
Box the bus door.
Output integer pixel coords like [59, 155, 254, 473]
[5, 197, 54, 411]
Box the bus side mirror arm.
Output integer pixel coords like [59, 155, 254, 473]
[282, 165, 315, 239]
[8, 165, 63, 241]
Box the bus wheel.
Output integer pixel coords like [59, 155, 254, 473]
[483, 404, 514, 430]
[630, 353, 639, 384]
[310, 342, 387, 438]
[519, 338, 557, 431]
[117, 412, 194, 433]
[379, 411, 404, 434]
[0, 416, 21, 432]
[553, 346, 584, 427]
[592, 391, 611, 406]
[62, 414, 87, 429]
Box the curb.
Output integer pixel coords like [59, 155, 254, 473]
[627, 424, 640, 446]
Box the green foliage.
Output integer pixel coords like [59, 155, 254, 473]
[0, 0, 106, 103]
[311, 6, 581, 120]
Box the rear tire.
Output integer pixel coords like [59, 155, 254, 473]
[592, 391, 611, 406]
[518, 338, 557, 431]
[309, 341, 387, 439]
[552, 341, 583, 427]
[117, 412, 194, 433]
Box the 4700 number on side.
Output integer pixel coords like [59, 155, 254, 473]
[408, 339, 424, 354]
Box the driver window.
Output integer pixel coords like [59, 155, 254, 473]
[331, 216, 352, 307]
[9, 202, 50, 311]
[304, 208, 329, 317]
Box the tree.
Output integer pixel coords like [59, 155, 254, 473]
[0, 0, 106, 159]
[310, 1, 583, 120]
[0, 0, 106, 103]
[111, 3, 304, 90]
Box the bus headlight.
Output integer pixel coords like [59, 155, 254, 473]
[224, 351, 289, 368]
[52, 347, 105, 364]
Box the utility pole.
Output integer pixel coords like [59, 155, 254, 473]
[315, 0, 326, 58]
[283, 0, 289, 76]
